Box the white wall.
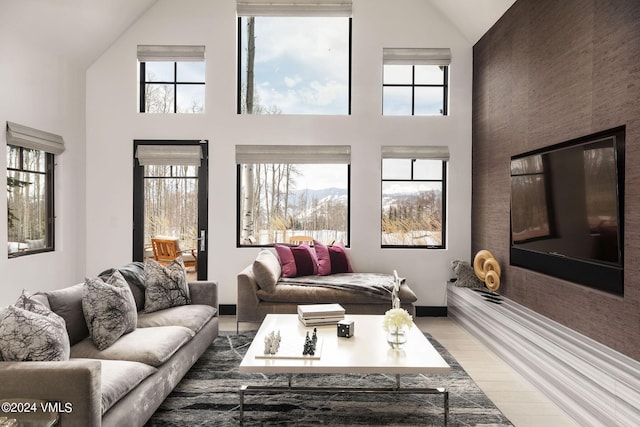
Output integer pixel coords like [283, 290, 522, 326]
[0, 31, 87, 307]
[86, 0, 473, 307]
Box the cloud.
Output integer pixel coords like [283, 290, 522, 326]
[284, 75, 301, 88]
[241, 16, 350, 113]
[295, 164, 348, 190]
[301, 80, 346, 107]
[256, 78, 348, 114]
[253, 17, 348, 74]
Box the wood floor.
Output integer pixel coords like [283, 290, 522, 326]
[221, 315, 579, 427]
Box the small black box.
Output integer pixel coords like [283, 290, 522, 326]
[337, 319, 354, 338]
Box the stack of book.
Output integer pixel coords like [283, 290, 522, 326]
[297, 303, 345, 326]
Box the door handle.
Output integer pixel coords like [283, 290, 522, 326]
[199, 229, 206, 252]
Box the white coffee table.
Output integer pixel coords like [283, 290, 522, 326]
[239, 314, 451, 424]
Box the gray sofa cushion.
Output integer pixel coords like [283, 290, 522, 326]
[70, 326, 194, 367]
[83, 271, 138, 350]
[144, 259, 191, 313]
[71, 358, 157, 415]
[252, 249, 282, 292]
[43, 283, 89, 345]
[137, 305, 216, 334]
[257, 282, 418, 305]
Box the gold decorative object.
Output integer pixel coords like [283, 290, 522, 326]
[473, 250, 501, 291]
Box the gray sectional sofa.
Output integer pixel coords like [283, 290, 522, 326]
[0, 262, 219, 427]
[237, 249, 417, 328]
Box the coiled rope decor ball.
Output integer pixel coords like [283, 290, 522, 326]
[473, 250, 501, 291]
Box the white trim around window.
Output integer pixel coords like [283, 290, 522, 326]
[237, 0, 352, 17]
[236, 145, 351, 164]
[382, 145, 449, 161]
[383, 48, 451, 66]
[6, 121, 65, 155]
[137, 45, 206, 62]
[135, 144, 204, 166]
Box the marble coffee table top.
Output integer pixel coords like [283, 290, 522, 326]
[239, 314, 450, 375]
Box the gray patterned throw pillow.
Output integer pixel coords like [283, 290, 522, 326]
[451, 260, 484, 288]
[144, 258, 191, 313]
[0, 291, 70, 361]
[83, 270, 138, 351]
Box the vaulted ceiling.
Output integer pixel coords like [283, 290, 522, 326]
[1, 0, 515, 68]
[430, 0, 516, 44]
[1, 0, 157, 67]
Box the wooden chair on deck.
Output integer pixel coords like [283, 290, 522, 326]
[151, 238, 197, 270]
[288, 235, 314, 246]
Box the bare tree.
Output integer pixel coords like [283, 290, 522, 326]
[145, 81, 173, 113]
[6, 177, 29, 229]
[238, 17, 313, 244]
[246, 17, 255, 115]
[240, 17, 258, 243]
[241, 164, 256, 243]
[143, 165, 198, 249]
[7, 149, 45, 243]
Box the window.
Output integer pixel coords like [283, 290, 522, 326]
[6, 122, 63, 257]
[382, 48, 450, 116]
[236, 145, 350, 246]
[135, 144, 203, 250]
[237, 1, 352, 115]
[510, 155, 551, 242]
[138, 45, 206, 113]
[133, 141, 209, 280]
[381, 146, 448, 248]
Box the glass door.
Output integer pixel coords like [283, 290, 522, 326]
[133, 140, 208, 280]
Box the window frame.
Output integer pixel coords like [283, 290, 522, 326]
[382, 64, 449, 116]
[236, 162, 351, 248]
[7, 145, 55, 258]
[381, 158, 447, 249]
[139, 61, 206, 114]
[510, 155, 553, 244]
[236, 16, 352, 115]
[132, 140, 209, 280]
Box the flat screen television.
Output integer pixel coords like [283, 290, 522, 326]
[510, 127, 625, 295]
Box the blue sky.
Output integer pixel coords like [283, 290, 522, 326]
[239, 17, 445, 116]
[240, 16, 350, 115]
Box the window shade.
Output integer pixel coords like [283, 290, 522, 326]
[382, 146, 449, 161]
[137, 45, 205, 62]
[237, 0, 352, 17]
[383, 48, 451, 66]
[136, 145, 203, 166]
[6, 121, 65, 155]
[236, 145, 350, 164]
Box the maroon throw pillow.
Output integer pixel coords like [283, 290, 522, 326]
[275, 244, 318, 278]
[327, 242, 353, 274]
[313, 240, 332, 275]
[313, 240, 353, 275]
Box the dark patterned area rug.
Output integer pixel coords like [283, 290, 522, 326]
[147, 332, 512, 426]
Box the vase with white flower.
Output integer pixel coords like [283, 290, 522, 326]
[383, 307, 413, 349]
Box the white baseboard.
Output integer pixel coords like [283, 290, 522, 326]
[447, 284, 640, 427]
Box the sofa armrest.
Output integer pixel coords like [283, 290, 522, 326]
[188, 280, 218, 310]
[0, 359, 101, 427]
[237, 265, 262, 323]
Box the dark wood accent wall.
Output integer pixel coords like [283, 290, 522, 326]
[472, 0, 640, 360]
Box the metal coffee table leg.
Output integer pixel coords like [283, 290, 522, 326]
[239, 378, 449, 425]
[444, 389, 449, 426]
[239, 385, 247, 425]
